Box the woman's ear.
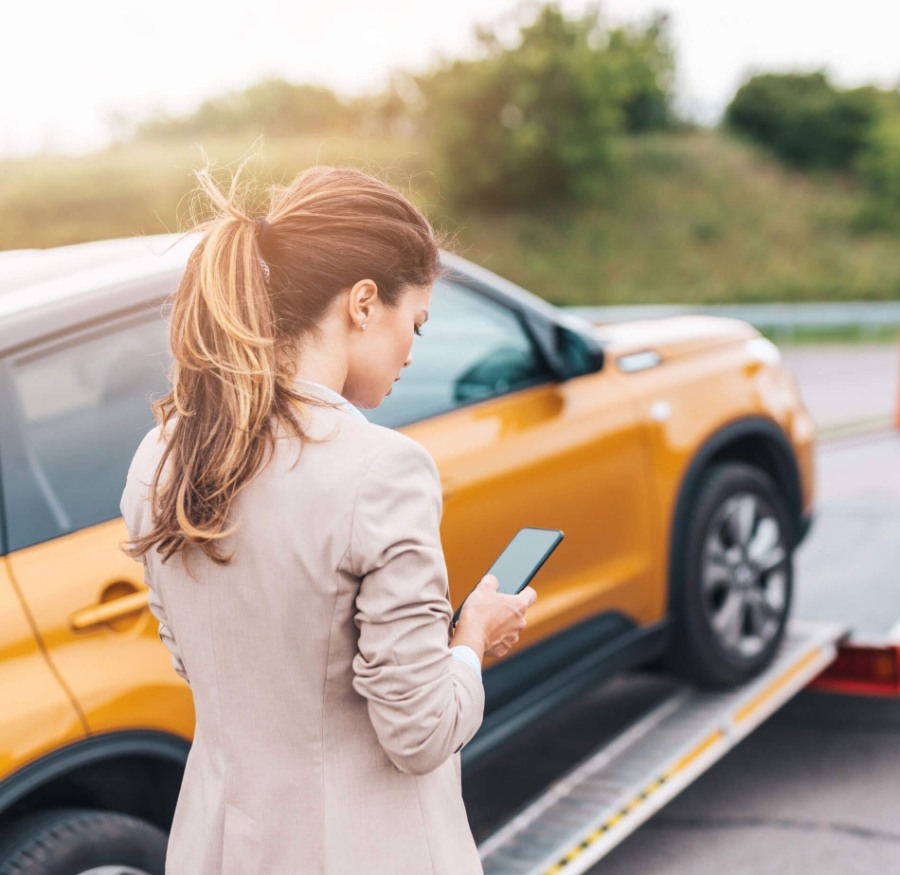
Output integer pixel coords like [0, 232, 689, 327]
[347, 279, 379, 327]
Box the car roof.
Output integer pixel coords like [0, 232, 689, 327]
[0, 233, 578, 358]
[0, 233, 193, 296]
[0, 233, 199, 356]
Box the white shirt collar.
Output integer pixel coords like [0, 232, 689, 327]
[293, 378, 368, 422]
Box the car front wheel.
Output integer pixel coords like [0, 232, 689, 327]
[669, 461, 794, 687]
[0, 808, 166, 875]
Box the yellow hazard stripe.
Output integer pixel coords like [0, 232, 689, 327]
[734, 648, 822, 724]
[541, 729, 725, 874]
[663, 729, 724, 780]
[539, 651, 824, 874]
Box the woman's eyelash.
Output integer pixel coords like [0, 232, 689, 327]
[414, 326, 424, 337]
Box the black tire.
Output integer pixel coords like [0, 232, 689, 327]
[668, 461, 794, 687]
[0, 808, 167, 875]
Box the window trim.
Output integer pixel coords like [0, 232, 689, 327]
[372, 275, 560, 429]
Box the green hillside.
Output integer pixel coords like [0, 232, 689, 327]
[455, 131, 900, 305]
[3, 130, 899, 305]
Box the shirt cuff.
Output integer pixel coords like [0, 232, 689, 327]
[450, 645, 482, 680]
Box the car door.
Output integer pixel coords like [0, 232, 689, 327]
[0, 313, 195, 739]
[0, 557, 87, 778]
[367, 277, 658, 661]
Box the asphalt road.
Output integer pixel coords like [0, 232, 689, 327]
[597, 689, 900, 874]
[780, 342, 897, 434]
[794, 429, 900, 640]
[468, 343, 900, 873]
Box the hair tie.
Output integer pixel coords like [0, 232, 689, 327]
[254, 216, 271, 245]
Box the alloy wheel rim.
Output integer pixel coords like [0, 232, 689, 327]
[701, 491, 788, 660]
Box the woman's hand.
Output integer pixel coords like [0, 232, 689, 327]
[450, 574, 538, 661]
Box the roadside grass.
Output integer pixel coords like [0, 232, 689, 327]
[455, 131, 900, 305]
[3, 129, 899, 306]
[0, 135, 431, 250]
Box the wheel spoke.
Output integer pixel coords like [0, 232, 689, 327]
[748, 517, 785, 571]
[747, 516, 776, 558]
[745, 593, 769, 638]
[756, 545, 786, 574]
[703, 555, 731, 592]
[712, 588, 745, 647]
[731, 495, 756, 547]
[761, 574, 787, 614]
[705, 531, 727, 560]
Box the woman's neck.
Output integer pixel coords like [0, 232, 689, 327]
[292, 335, 349, 397]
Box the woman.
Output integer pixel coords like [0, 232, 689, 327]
[121, 164, 537, 874]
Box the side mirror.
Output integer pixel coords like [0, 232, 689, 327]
[556, 326, 604, 378]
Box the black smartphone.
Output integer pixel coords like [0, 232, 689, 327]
[451, 527, 564, 626]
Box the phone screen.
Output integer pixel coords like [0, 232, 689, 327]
[452, 527, 563, 625]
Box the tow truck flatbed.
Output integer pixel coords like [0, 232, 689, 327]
[477, 620, 845, 875]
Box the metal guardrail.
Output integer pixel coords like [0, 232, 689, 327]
[565, 302, 900, 339]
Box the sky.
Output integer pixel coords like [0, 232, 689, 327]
[2, 0, 899, 157]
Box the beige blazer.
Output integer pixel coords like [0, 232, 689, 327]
[121, 380, 485, 875]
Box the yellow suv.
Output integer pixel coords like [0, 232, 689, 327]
[0, 234, 815, 871]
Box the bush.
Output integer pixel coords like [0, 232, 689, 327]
[855, 106, 900, 230]
[415, 3, 675, 209]
[725, 72, 882, 171]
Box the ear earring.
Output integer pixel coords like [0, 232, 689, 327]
[361, 322, 368, 330]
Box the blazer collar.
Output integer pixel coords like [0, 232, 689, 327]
[292, 377, 368, 422]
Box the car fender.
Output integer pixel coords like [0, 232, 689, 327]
[665, 414, 808, 618]
[0, 730, 189, 822]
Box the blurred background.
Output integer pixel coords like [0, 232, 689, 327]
[2, 0, 900, 341]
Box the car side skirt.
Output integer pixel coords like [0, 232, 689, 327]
[462, 615, 671, 770]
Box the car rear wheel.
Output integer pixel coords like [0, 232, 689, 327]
[669, 461, 794, 687]
[0, 808, 166, 875]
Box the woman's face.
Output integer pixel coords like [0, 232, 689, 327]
[344, 282, 432, 409]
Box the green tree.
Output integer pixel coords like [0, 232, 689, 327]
[605, 17, 675, 132]
[416, 3, 675, 209]
[725, 72, 882, 171]
[856, 102, 900, 229]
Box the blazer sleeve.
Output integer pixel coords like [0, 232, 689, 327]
[120, 443, 191, 688]
[144, 563, 191, 688]
[347, 435, 485, 776]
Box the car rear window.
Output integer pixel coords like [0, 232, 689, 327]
[0, 316, 169, 552]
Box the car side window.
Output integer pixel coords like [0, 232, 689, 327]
[0, 317, 169, 552]
[365, 278, 551, 428]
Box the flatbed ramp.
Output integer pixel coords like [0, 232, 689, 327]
[478, 620, 845, 875]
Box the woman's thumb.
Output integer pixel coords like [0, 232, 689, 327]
[478, 574, 500, 592]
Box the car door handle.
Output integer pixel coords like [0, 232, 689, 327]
[70, 590, 149, 631]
